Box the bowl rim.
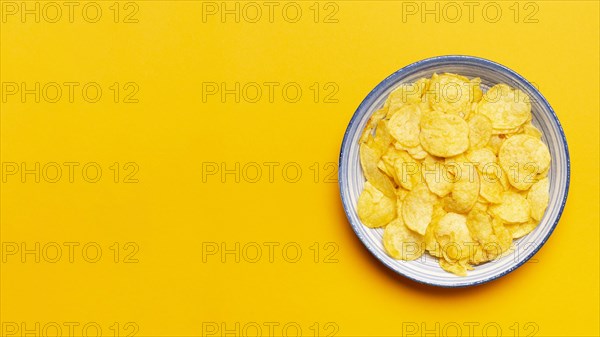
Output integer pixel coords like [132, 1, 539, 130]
[338, 55, 571, 288]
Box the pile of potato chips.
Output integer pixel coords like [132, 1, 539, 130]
[357, 73, 551, 276]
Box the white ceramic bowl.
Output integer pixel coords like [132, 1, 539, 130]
[338, 55, 570, 287]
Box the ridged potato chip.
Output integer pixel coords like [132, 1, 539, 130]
[383, 218, 425, 260]
[498, 134, 551, 190]
[420, 111, 470, 157]
[355, 73, 551, 276]
[528, 177, 549, 221]
[357, 182, 396, 228]
[402, 183, 436, 235]
[477, 84, 531, 132]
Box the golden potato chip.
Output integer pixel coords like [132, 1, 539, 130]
[360, 142, 396, 198]
[522, 122, 543, 139]
[360, 108, 387, 144]
[357, 182, 396, 228]
[443, 164, 480, 213]
[392, 151, 422, 190]
[498, 134, 551, 190]
[479, 176, 503, 204]
[405, 144, 429, 160]
[383, 218, 425, 260]
[387, 104, 422, 148]
[384, 79, 428, 112]
[468, 114, 493, 149]
[435, 212, 473, 262]
[426, 73, 477, 116]
[487, 135, 505, 155]
[466, 209, 494, 245]
[372, 120, 393, 153]
[477, 84, 531, 131]
[439, 258, 470, 276]
[467, 147, 497, 171]
[422, 156, 453, 197]
[528, 177, 549, 221]
[402, 183, 436, 235]
[485, 216, 513, 259]
[505, 221, 537, 239]
[420, 111, 470, 157]
[489, 191, 531, 223]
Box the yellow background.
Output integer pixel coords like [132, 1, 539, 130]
[1, 1, 598, 336]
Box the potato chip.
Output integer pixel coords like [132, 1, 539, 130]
[466, 208, 495, 245]
[486, 216, 513, 258]
[443, 164, 480, 213]
[435, 212, 473, 262]
[467, 147, 497, 171]
[522, 122, 543, 139]
[439, 258, 470, 276]
[392, 151, 422, 190]
[422, 156, 453, 197]
[479, 176, 503, 204]
[426, 73, 478, 116]
[383, 218, 425, 260]
[402, 183, 436, 235]
[487, 135, 505, 155]
[528, 177, 549, 221]
[405, 144, 429, 160]
[357, 181, 396, 228]
[505, 221, 537, 239]
[468, 114, 493, 149]
[489, 191, 531, 223]
[387, 104, 422, 148]
[372, 120, 393, 154]
[498, 134, 551, 190]
[477, 84, 531, 131]
[360, 142, 396, 198]
[360, 108, 387, 144]
[384, 79, 428, 112]
[420, 111, 470, 157]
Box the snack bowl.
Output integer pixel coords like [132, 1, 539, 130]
[338, 55, 570, 287]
